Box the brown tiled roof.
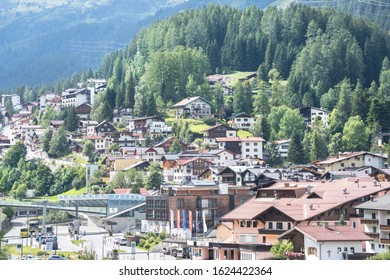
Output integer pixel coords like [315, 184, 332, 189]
[222, 177, 390, 222]
[291, 226, 372, 242]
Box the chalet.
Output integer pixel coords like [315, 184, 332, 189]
[84, 135, 112, 152]
[95, 120, 117, 136]
[172, 96, 212, 119]
[198, 166, 225, 182]
[155, 136, 188, 153]
[112, 131, 136, 147]
[278, 225, 372, 260]
[316, 151, 388, 173]
[218, 166, 248, 186]
[128, 116, 163, 131]
[50, 120, 64, 130]
[75, 103, 92, 120]
[79, 120, 98, 134]
[203, 124, 237, 148]
[355, 193, 390, 254]
[218, 177, 390, 259]
[216, 137, 265, 159]
[172, 157, 214, 183]
[134, 147, 165, 162]
[241, 168, 281, 188]
[229, 113, 256, 131]
[113, 107, 133, 123]
[208, 149, 237, 166]
[299, 107, 330, 127]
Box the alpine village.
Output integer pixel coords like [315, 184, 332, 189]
[2, 1, 390, 261]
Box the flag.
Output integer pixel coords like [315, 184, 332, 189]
[170, 209, 174, 229]
[177, 209, 180, 230]
[189, 210, 193, 232]
[195, 210, 199, 233]
[202, 210, 207, 233]
[182, 210, 186, 230]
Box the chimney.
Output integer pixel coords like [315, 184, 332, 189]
[309, 204, 314, 210]
[370, 195, 374, 202]
[306, 185, 313, 194]
[284, 182, 289, 188]
[343, 188, 348, 194]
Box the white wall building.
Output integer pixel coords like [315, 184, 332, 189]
[356, 194, 390, 254]
[279, 226, 372, 260]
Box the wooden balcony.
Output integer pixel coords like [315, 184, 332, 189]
[380, 225, 390, 231]
[380, 238, 390, 245]
[360, 219, 379, 225]
[365, 232, 379, 239]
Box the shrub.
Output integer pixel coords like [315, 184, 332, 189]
[138, 238, 145, 247]
[158, 232, 167, 240]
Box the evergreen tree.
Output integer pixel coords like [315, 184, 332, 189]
[232, 81, 253, 114]
[145, 162, 163, 190]
[287, 131, 305, 164]
[169, 139, 181, 154]
[2, 141, 27, 169]
[41, 129, 53, 153]
[48, 127, 70, 158]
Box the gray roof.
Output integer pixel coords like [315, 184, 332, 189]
[355, 193, 390, 211]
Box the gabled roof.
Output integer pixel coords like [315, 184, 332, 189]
[202, 123, 237, 132]
[317, 151, 387, 165]
[222, 177, 390, 221]
[229, 112, 254, 119]
[279, 226, 372, 242]
[175, 157, 214, 166]
[172, 96, 212, 107]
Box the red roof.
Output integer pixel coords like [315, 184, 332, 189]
[175, 157, 214, 166]
[112, 188, 132, 195]
[292, 226, 372, 242]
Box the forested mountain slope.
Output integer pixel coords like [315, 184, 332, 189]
[0, 0, 275, 90]
[269, 0, 390, 30]
[96, 4, 389, 110]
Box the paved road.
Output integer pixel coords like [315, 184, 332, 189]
[4, 217, 176, 260]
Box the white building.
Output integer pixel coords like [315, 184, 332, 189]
[1, 94, 20, 108]
[61, 88, 91, 107]
[299, 107, 330, 127]
[279, 226, 372, 260]
[172, 96, 212, 119]
[216, 137, 265, 160]
[273, 139, 291, 160]
[356, 194, 390, 254]
[229, 113, 256, 131]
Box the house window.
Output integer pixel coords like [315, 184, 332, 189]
[287, 222, 291, 230]
[276, 222, 283, 230]
[371, 243, 375, 251]
[337, 247, 341, 254]
[350, 247, 355, 253]
[268, 222, 273, 229]
[178, 199, 184, 209]
[262, 236, 266, 244]
[341, 163, 344, 167]
[240, 221, 245, 227]
[334, 209, 340, 216]
[372, 213, 377, 219]
[307, 247, 317, 256]
[253, 221, 258, 228]
[246, 221, 251, 227]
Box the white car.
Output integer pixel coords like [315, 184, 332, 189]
[22, 255, 41, 260]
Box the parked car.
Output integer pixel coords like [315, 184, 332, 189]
[48, 255, 68, 260]
[21, 255, 41, 260]
[120, 238, 128, 246]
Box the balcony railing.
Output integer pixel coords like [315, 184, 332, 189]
[380, 238, 390, 245]
[380, 225, 390, 231]
[360, 219, 379, 225]
[365, 232, 380, 239]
